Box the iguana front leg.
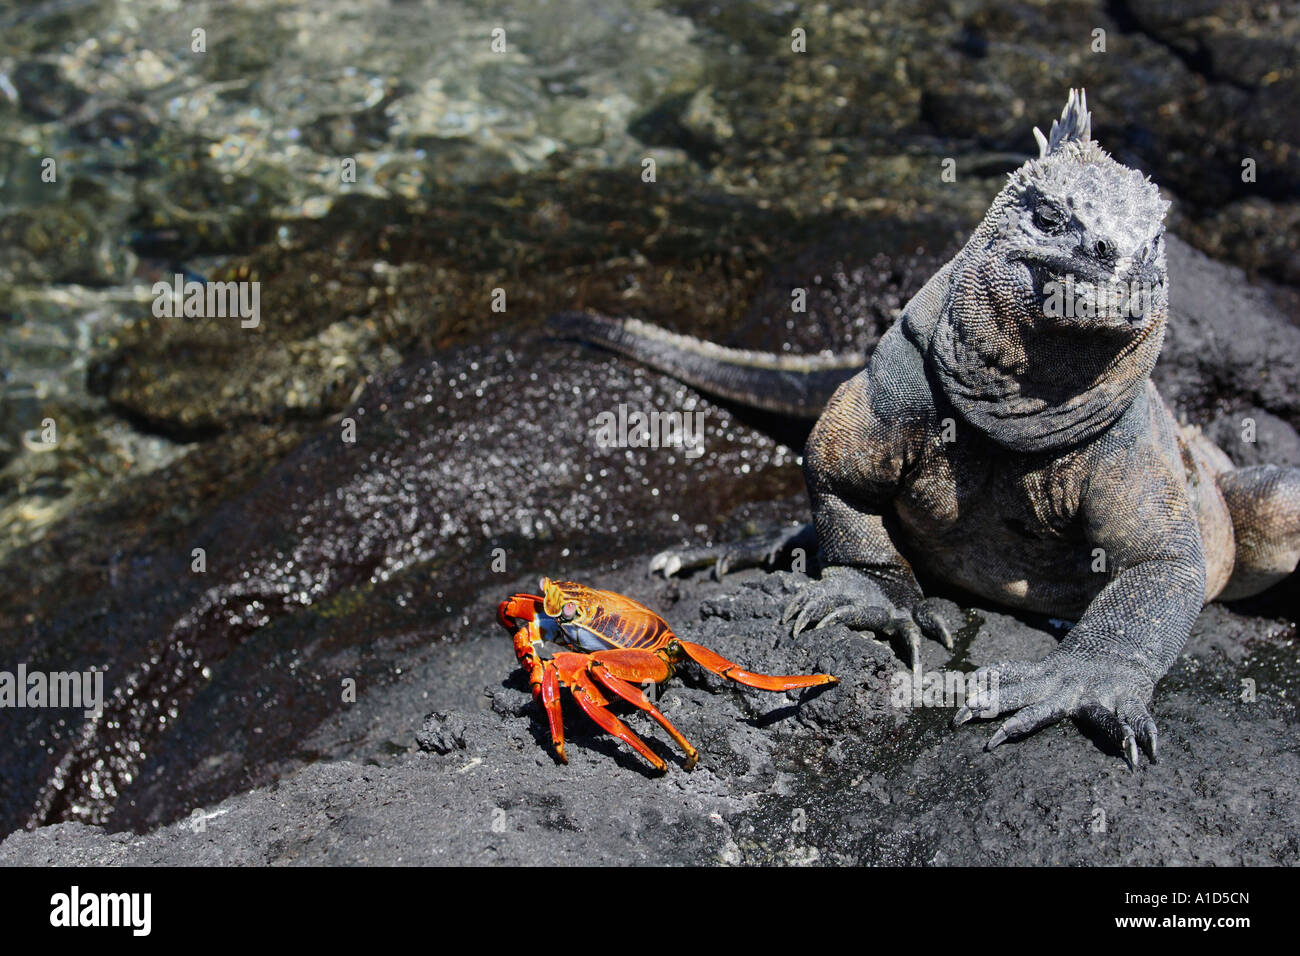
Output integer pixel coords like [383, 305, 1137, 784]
[954, 440, 1207, 766]
[783, 371, 954, 665]
[783, 508, 955, 666]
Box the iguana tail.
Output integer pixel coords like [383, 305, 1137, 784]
[547, 311, 864, 420]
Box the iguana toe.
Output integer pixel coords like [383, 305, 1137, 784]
[784, 569, 949, 666]
[954, 653, 1160, 767]
[790, 594, 851, 638]
[784, 566, 891, 629]
[1079, 703, 1137, 769]
[953, 660, 1040, 727]
[715, 531, 794, 579]
[913, 598, 955, 650]
[1107, 697, 1159, 764]
[814, 604, 892, 632]
[1119, 698, 1159, 763]
[811, 608, 925, 671]
[651, 524, 814, 581]
[986, 698, 1070, 750]
[648, 549, 691, 578]
[813, 604, 923, 667]
[1084, 698, 1159, 766]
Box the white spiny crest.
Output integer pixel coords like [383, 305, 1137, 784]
[1033, 88, 1092, 158]
[993, 89, 1169, 249]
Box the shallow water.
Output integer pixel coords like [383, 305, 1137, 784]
[0, 0, 713, 556]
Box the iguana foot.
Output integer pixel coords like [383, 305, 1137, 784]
[953, 651, 1159, 768]
[782, 566, 954, 667]
[650, 523, 815, 580]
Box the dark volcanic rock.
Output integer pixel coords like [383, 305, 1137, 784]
[2, 221, 1297, 844]
[416, 712, 469, 755]
[2, 566, 1294, 866]
[1157, 236, 1300, 430]
[1206, 408, 1300, 470]
[0, 331, 807, 835]
[2, 190, 972, 837]
[88, 173, 819, 440]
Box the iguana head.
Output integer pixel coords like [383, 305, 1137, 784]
[922, 89, 1171, 452]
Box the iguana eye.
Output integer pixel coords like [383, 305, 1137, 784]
[1033, 202, 1066, 232]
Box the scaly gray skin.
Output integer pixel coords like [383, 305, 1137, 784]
[553, 91, 1300, 766]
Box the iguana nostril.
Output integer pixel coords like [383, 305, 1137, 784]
[1094, 237, 1112, 258]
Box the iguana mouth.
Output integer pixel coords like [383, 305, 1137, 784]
[1021, 257, 1163, 333]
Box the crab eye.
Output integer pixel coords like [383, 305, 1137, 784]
[1033, 203, 1066, 232]
[559, 601, 578, 622]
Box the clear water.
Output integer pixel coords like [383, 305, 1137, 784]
[0, 0, 711, 557]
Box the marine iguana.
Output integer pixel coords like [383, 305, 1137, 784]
[550, 90, 1300, 766]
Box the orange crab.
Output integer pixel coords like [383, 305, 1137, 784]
[497, 578, 838, 771]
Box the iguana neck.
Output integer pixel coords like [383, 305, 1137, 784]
[904, 230, 1167, 453]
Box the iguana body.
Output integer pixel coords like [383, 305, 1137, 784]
[554, 91, 1300, 764]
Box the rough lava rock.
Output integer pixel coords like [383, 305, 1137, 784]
[1, 225, 1297, 855]
[2, 564, 1295, 866]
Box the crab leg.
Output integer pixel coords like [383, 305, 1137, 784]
[554, 653, 668, 771]
[674, 640, 838, 692]
[537, 660, 566, 763]
[510, 625, 547, 697]
[586, 650, 700, 770]
[510, 623, 568, 763]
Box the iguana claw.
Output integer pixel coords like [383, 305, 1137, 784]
[911, 599, 955, 650]
[649, 551, 683, 577]
[783, 568, 951, 668]
[953, 652, 1160, 766]
[650, 524, 815, 581]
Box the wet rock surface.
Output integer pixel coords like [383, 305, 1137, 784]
[0, 217, 1296, 858]
[2, 565, 1295, 866]
[0, 223, 1297, 854]
[1, 332, 806, 834]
